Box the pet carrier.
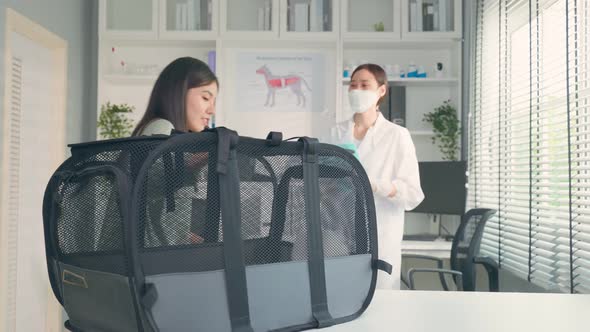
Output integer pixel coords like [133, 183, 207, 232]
[42, 128, 391, 332]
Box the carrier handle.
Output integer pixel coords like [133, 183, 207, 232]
[203, 126, 239, 175]
[170, 126, 238, 175]
[265, 131, 283, 146]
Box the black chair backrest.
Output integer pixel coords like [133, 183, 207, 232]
[450, 208, 497, 291]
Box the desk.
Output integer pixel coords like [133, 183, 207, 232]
[325, 290, 589, 332]
[402, 239, 452, 259]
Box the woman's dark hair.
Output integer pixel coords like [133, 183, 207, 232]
[132, 57, 218, 136]
[350, 63, 388, 107]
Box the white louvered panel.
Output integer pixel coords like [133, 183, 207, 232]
[471, 0, 589, 293]
[501, 237, 530, 253]
[574, 265, 590, 283]
[500, 227, 529, 242]
[6, 55, 23, 332]
[574, 272, 590, 291]
[569, 0, 590, 291]
[573, 236, 590, 249]
[502, 212, 531, 225]
[573, 252, 590, 265]
[501, 257, 529, 277]
[502, 262, 529, 278]
[502, 250, 529, 267]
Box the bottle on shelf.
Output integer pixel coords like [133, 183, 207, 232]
[417, 65, 427, 78]
[434, 62, 444, 78]
[407, 62, 418, 78]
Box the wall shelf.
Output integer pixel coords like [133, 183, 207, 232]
[410, 130, 435, 136]
[342, 77, 459, 86]
[103, 74, 158, 85]
[342, 39, 458, 50]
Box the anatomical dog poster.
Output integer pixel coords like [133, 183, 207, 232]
[234, 51, 325, 113]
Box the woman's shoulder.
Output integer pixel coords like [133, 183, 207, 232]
[139, 118, 175, 136]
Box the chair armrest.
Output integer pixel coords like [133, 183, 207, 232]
[473, 256, 499, 292]
[407, 268, 463, 291]
[402, 254, 450, 290]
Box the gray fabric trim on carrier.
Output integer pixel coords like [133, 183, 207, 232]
[59, 263, 139, 332]
[147, 254, 372, 332]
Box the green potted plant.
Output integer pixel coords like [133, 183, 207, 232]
[373, 21, 385, 32]
[423, 99, 460, 161]
[97, 102, 135, 139]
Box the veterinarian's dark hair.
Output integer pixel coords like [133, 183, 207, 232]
[350, 63, 388, 107]
[132, 57, 218, 136]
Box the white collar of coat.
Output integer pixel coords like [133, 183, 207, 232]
[347, 111, 386, 149]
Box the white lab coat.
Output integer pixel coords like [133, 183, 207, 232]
[325, 112, 424, 289]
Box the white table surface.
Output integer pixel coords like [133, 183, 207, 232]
[402, 239, 453, 259]
[324, 290, 589, 332]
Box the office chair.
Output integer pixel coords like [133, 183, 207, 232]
[401, 208, 499, 291]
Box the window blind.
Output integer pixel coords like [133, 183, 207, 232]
[469, 0, 590, 293]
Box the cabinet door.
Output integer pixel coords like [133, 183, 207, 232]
[220, 0, 280, 38]
[100, 0, 159, 39]
[401, 0, 462, 39]
[159, 0, 218, 39]
[343, 0, 401, 40]
[279, 0, 339, 40]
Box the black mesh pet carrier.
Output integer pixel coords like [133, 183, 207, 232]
[42, 128, 391, 332]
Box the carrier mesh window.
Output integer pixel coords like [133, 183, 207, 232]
[55, 172, 127, 275]
[57, 135, 374, 277]
[140, 149, 216, 248]
[319, 148, 372, 258]
[136, 138, 224, 274]
[238, 141, 309, 264]
[71, 139, 164, 180]
[138, 142, 221, 248]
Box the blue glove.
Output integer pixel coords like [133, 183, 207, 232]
[338, 142, 360, 160]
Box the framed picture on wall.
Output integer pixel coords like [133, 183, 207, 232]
[233, 51, 326, 113]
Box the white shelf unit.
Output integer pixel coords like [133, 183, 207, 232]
[100, 0, 159, 40]
[401, 0, 462, 40]
[219, 0, 280, 39]
[97, 0, 462, 162]
[97, 39, 217, 127]
[339, 37, 461, 160]
[278, 0, 340, 40]
[158, 0, 219, 40]
[342, 0, 402, 41]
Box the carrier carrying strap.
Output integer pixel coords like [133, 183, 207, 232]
[299, 137, 334, 328]
[215, 127, 254, 332]
[374, 259, 393, 275]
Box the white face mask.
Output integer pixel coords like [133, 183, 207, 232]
[348, 89, 379, 114]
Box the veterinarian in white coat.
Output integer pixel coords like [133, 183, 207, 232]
[325, 64, 424, 290]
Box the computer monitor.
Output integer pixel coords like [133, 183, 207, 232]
[410, 161, 467, 215]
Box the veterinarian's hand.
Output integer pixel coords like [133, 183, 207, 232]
[369, 177, 397, 198]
